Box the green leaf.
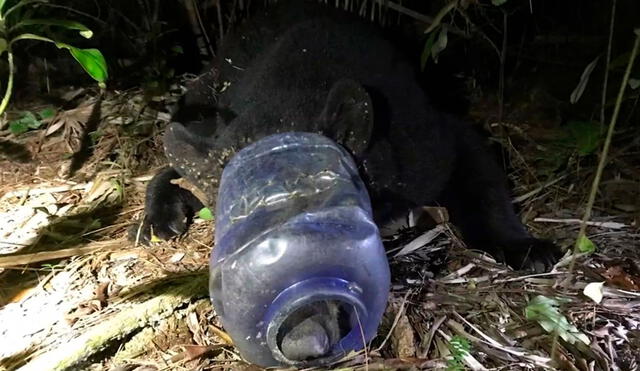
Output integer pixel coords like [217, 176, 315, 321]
[446, 335, 471, 370]
[420, 28, 439, 70]
[609, 51, 632, 71]
[577, 234, 596, 254]
[0, 38, 6, 55]
[15, 33, 109, 85]
[65, 46, 108, 83]
[88, 130, 103, 143]
[171, 45, 184, 54]
[9, 120, 28, 134]
[38, 108, 56, 119]
[629, 78, 640, 90]
[431, 27, 449, 64]
[526, 295, 590, 345]
[24, 112, 39, 125]
[492, 0, 508, 5]
[150, 232, 162, 243]
[570, 55, 600, 104]
[198, 207, 214, 221]
[448, 335, 470, 360]
[23, 111, 41, 128]
[19, 19, 94, 38]
[88, 218, 102, 230]
[9, 111, 42, 133]
[38, 107, 55, 119]
[567, 120, 604, 156]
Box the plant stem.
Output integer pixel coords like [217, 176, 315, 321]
[190, 0, 215, 58]
[571, 31, 639, 267]
[424, 0, 457, 35]
[3, 0, 46, 21]
[600, 0, 617, 126]
[0, 50, 14, 116]
[552, 27, 640, 364]
[216, 0, 224, 45]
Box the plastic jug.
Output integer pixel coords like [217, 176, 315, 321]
[209, 132, 390, 367]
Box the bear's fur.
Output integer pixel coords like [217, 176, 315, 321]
[134, 0, 562, 273]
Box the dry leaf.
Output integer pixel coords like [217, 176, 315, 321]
[583, 282, 604, 304]
[600, 265, 640, 291]
[46, 104, 93, 137]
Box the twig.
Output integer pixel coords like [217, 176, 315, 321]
[455, 8, 499, 55]
[375, 290, 412, 351]
[423, 0, 456, 35]
[383, 1, 434, 27]
[513, 175, 567, 204]
[20, 3, 106, 26]
[354, 306, 369, 371]
[533, 217, 627, 230]
[190, 0, 216, 58]
[600, 0, 617, 126]
[418, 315, 446, 358]
[438, 275, 491, 285]
[492, 272, 562, 284]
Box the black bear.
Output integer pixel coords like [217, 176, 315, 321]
[133, 0, 562, 273]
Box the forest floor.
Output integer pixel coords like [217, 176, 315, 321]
[0, 70, 638, 371]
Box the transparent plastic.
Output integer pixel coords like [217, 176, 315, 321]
[209, 132, 390, 367]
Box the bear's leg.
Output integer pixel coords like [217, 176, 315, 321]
[441, 120, 563, 272]
[129, 167, 204, 245]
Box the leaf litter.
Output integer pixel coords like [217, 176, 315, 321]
[0, 31, 639, 371]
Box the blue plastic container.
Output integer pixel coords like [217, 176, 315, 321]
[209, 132, 390, 367]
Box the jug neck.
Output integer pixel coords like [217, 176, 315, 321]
[263, 276, 369, 366]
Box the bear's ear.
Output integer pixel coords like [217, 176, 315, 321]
[316, 79, 374, 157]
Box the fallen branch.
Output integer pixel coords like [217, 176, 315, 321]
[0, 239, 124, 268]
[20, 272, 209, 371]
[0, 174, 153, 201]
[1, 182, 93, 201]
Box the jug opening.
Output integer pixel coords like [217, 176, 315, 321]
[264, 277, 369, 366]
[276, 299, 353, 362]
